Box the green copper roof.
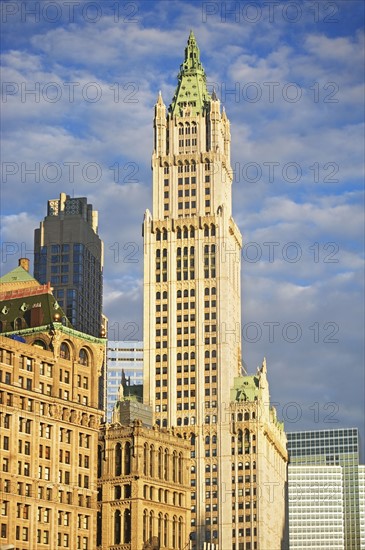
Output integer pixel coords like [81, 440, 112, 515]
[0, 265, 37, 284]
[0, 292, 73, 332]
[231, 374, 260, 403]
[169, 30, 211, 116]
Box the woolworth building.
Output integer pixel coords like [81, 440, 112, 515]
[142, 32, 287, 549]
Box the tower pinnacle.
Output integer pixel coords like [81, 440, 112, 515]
[169, 31, 211, 116]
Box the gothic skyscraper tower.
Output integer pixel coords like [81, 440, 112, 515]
[143, 31, 243, 547]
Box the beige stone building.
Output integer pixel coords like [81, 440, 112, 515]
[97, 396, 191, 549]
[230, 360, 287, 549]
[0, 260, 105, 550]
[143, 32, 287, 548]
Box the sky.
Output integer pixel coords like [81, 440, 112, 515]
[1, 0, 364, 455]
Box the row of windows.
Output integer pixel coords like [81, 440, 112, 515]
[178, 122, 197, 135]
[0, 481, 92, 508]
[155, 223, 216, 241]
[142, 510, 185, 549]
[143, 485, 184, 506]
[142, 445, 184, 483]
[162, 157, 213, 172]
[0, 345, 90, 366]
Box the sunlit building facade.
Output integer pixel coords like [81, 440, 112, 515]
[97, 397, 191, 550]
[143, 32, 287, 549]
[0, 261, 105, 550]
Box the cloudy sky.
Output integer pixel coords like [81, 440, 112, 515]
[1, 0, 364, 454]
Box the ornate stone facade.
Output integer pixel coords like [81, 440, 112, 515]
[0, 264, 105, 550]
[97, 420, 191, 549]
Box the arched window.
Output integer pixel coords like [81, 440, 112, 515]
[245, 429, 250, 454]
[149, 511, 154, 541]
[164, 448, 169, 481]
[178, 517, 183, 549]
[177, 290, 182, 298]
[143, 509, 148, 543]
[124, 510, 131, 543]
[178, 453, 183, 483]
[114, 510, 121, 545]
[156, 291, 161, 300]
[124, 442, 131, 475]
[172, 515, 177, 548]
[177, 227, 182, 239]
[149, 445, 154, 477]
[60, 342, 70, 360]
[190, 226, 194, 238]
[156, 354, 161, 362]
[244, 412, 250, 421]
[156, 229, 161, 241]
[162, 291, 168, 299]
[33, 339, 47, 349]
[173, 451, 178, 482]
[164, 514, 168, 546]
[238, 413, 243, 421]
[79, 348, 89, 366]
[158, 447, 163, 478]
[237, 430, 243, 451]
[158, 513, 163, 546]
[115, 443, 122, 476]
[14, 317, 23, 330]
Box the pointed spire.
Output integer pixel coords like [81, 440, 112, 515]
[169, 31, 211, 116]
[156, 90, 164, 105]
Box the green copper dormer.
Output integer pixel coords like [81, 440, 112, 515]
[169, 30, 211, 117]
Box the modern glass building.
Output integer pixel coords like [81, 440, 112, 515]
[359, 465, 365, 549]
[288, 465, 344, 548]
[34, 192, 103, 337]
[106, 341, 143, 420]
[287, 428, 362, 550]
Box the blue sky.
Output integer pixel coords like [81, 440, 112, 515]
[1, 0, 364, 454]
